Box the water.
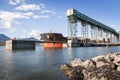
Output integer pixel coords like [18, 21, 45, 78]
[0, 46, 120, 80]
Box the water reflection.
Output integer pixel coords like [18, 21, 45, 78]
[6, 49, 35, 54]
[3, 51, 14, 80]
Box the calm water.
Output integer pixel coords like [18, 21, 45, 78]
[0, 45, 120, 80]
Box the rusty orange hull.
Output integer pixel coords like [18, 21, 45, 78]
[44, 42, 63, 48]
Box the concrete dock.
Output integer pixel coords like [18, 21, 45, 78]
[6, 40, 35, 50]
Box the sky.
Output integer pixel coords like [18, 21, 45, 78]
[0, 0, 120, 39]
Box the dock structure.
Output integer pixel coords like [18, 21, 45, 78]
[67, 9, 119, 47]
[6, 40, 35, 50]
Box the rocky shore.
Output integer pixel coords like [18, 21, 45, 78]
[60, 52, 120, 80]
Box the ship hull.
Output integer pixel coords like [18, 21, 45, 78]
[40, 33, 67, 48]
[44, 42, 63, 48]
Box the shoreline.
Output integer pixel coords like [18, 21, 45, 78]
[60, 52, 120, 80]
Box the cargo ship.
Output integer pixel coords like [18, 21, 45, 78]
[40, 33, 67, 48]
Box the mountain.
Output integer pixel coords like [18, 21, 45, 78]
[17, 37, 39, 41]
[26, 37, 39, 41]
[0, 34, 11, 42]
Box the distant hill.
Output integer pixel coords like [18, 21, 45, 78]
[18, 37, 39, 41]
[26, 37, 39, 41]
[0, 34, 11, 42]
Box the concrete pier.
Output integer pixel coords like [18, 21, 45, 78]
[6, 40, 35, 50]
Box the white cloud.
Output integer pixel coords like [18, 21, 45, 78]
[5, 1, 54, 34]
[32, 15, 50, 19]
[0, 10, 47, 33]
[38, 15, 50, 18]
[32, 15, 40, 19]
[9, 1, 54, 18]
[39, 3, 45, 8]
[15, 3, 45, 11]
[9, 0, 24, 5]
[29, 30, 40, 37]
[22, 12, 34, 17]
[40, 10, 56, 14]
[0, 11, 26, 32]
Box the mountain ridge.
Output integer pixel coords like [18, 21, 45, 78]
[0, 34, 11, 42]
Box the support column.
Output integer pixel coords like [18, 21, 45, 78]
[67, 16, 79, 47]
[99, 29, 102, 42]
[96, 27, 101, 42]
[114, 35, 117, 42]
[90, 25, 94, 40]
[94, 27, 98, 40]
[68, 21, 77, 39]
[107, 32, 110, 43]
[81, 22, 85, 38]
[81, 22, 88, 38]
[113, 35, 115, 42]
[90, 25, 96, 40]
[97, 28, 102, 42]
[100, 29, 103, 39]
[110, 33, 113, 43]
[85, 25, 89, 38]
[105, 31, 108, 43]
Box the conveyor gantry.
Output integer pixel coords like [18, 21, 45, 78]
[67, 8, 119, 38]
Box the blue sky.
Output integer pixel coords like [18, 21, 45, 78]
[0, 0, 120, 39]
